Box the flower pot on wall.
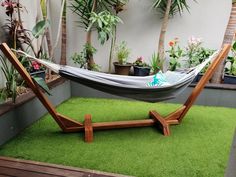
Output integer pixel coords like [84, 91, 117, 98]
[113, 62, 132, 75]
[30, 70, 46, 80]
[223, 74, 236, 84]
[133, 66, 151, 76]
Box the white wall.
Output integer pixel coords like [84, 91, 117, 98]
[67, 0, 231, 72]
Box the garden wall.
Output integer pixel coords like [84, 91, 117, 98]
[0, 79, 70, 146]
[67, 0, 231, 72]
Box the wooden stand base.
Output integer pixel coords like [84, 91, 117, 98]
[84, 115, 93, 143]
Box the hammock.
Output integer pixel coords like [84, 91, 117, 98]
[18, 50, 219, 102]
[0, 43, 231, 141]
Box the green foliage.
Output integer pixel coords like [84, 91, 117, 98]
[40, 0, 47, 17]
[70, 0, 120, 29]
[225, 41, 236, 76]
[185, 37, 215, 68]
[0, 55, 18, 103]
[166, 37, 215, 72]
[115, 41, 130, 65]
[71, 52, 87, 68]
[71, 43, 98, 70]
[32, 77, 51, 95]
[167, 39, 182, 71]
[88, 11, 122, 45]
[150, 53, 161, 73]
[225, 56, 236, 76]
[153, 0, 195, 17]
[32, 20, 50, 39]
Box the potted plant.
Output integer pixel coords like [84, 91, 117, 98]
[133, 57, 151, 76]
[150, 53, 161, 75]
[113, 41, 132, 75]
[224, 56, 236, 84]
[29, 61, 46, 80]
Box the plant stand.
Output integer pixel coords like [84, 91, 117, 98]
[0, 43, 230, 143]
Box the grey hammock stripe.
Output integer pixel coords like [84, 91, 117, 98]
[30, 51, 219, 102]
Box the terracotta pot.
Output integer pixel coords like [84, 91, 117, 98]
[113, 62, 132, 75]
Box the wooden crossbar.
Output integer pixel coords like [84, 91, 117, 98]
[0, 43, 231, 143]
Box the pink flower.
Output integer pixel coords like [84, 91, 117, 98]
[137, 57, 143, 62]
[1, 0, 17, 17]
[32, 61, 41, 70]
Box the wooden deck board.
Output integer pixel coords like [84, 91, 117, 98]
[0, 156, 132, 177]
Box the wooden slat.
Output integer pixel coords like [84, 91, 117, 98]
[0, 166, 55, 177]
[0, 156, 130, 177]
[84, 114, 93, 143]
[149, 111, 170, 136]
[0, 159, 85, 177]
[92, 119, 155, 130]
[165, 106, 186, 122]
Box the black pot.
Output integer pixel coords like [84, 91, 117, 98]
[223, 74, 236, 84]
[30, 70, 46, 80]
[133, 66, 151, 76]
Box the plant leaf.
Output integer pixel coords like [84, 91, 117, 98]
[32, 77, 51, 95]
[32, 19, 50, 38]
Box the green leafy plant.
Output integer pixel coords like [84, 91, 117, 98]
[32, 19, 50, 39]
[71, 43, 99, 71]
[150, 53, 161, 74]
[71, 52, 87, 69]
[133, 57, 150, 67]
[115, 41, 130, 65]
[0, 55, 18, 103]
[185, 36, 215, 68]
[88, 11, 122, 45]
[225, 41, 236, 76]
[167, 38, 182, 71]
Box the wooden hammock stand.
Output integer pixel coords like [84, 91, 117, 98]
[0, 43, 231, 143]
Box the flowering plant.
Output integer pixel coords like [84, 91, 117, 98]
[186, 36, 215, 68]
[30, 61, 45, 72]
[1, 0, 18, 17]
[167, 38, 182, 71]
[133, 57, 150, 67]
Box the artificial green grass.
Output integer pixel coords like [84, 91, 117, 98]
[0, 98, 236, 177]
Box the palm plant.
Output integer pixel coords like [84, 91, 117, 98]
[152, 0, 195, 71]
[211, 0, 236, 83]
[70, 0, 120, 70]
